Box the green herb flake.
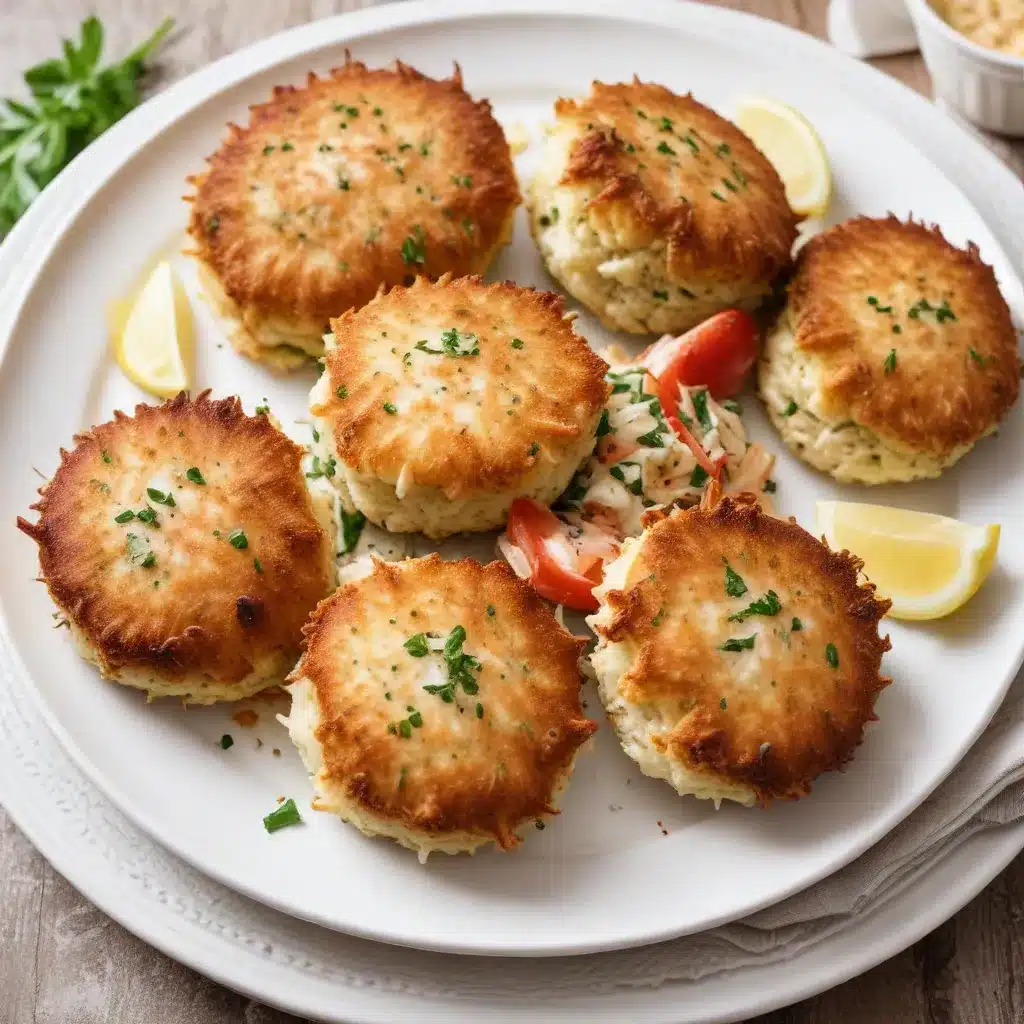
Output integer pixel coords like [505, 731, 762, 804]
[763, 479, 777, 494]
[722, 398, 743, 415]
[724, 563, 747, 598]
[141, 552, 156, 569]
[656, 140, 676, 156]
[404, 633, 430, 658]
[728, 590, 782, 623]
[101, 450, 112, 464]
[220, 734, 233, 750]
[528, 442, 540, 457]
[826, 642, 839, 668]
[511, 337, 525, 350]
[398, 719, 413, 739]
[400, 225, 427, 264]
[782, 399, 799, 417]
[692, 388, 714, 432]
[791, 617, 803, 631]
[689, 464, 709, 488]
[486, 605, 496, 617]
[969, 347, 986, 366]
[710, 190, 727, 202]
[720, 635, 757, 652]
[719, 697, 728, 710]
[114, 509, 135, 524]
[382, 401, 397, 415]
[884, 349, 897, 375]
[263, 797, 302, 834]
[476, 702, 484, 719]
[228, 529, 248, 550]
[336, 384, 349, 400]
[595, 409, 612, 438]
[146, 487, 175, 507]
[185, 466, 206, 485]
[339, 508, 366, 555]
[652, 289, 669, 300]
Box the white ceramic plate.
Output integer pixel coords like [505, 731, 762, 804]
[3, 0, 1023, 957]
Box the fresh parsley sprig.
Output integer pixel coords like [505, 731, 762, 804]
[0, 16, 173, 236]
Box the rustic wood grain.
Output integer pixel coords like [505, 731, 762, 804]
[1, 1, 1022, 1022]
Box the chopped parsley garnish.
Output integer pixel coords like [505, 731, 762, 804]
[415, 327, 480, 357]
[372, 106, 383, 116]
[884, 349, 897, 375]
[339, 508, 366, 555]
[476, 702, 484, 719]
[336, 384, 348, 400]
[185, 467, 206, 485]
[413, 625, 483, 704]
[724, 562, 747, 598]
[146, 487, 175, 507]
[763, 479, 777, 494]
[136, 507, 157, 525]
[892, 324, 902, 335]
[719, 697, 728, 710]
[220, 734, 233, 750]
[656, 141, 676, 156]
[969, 347, 986, 366]
[825, 643, 839, 668]
[609, 461, 644, 496]
[101, 450, 112, 463]
[280, 141, 294, 151]
[114, 510, 135, 524]
[398, 719, 412, 738]
[720, 635, 757, 652]
[263, 798, 302, 834]
[652, 289, 669, 301]
[337, 176, 350, 191]
[228, 529, 248, 550]
[728, 590, 781, 622]
[401, 226, 427, 264]
[206, 215, 220, 234]
[658, 115, 674, 132]
[689, 464, 709, 488]
[451, 174, 472, 188]
[867, 296, 893, 314]
[511, 337, 524, 350]
[141, 552, 156, 568]
[710, 190, 726, 202]
[382, 402, 398, 415]
[636, 428, 665, 447]
[254, 558, 263, 574]
[692, 388, 713, 432]
[651, 606, 666, 627]
[722, 398, 742, 415]
[595, 409, 612, 437]
[262, 144, 275, 155]
[255, 405, 269, 416]
[782, 399, 798, 417]
[528, 442, 540, 457]
[791, 617, 803, 631]
[305, 454, 337, 480]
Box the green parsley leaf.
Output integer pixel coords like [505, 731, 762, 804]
[476, 702, 484, 719]
[228, 529, 248, 550]
[114, 509, 135, 524]
[335, 384, 348, 400]
[263, 797, 302, 833]
[782, 399, 798, 417]
[185, 466, 205, 485]
[136, 507, 158, 525]
[728, 590, 782, 622]
[400, 225, 426, 264]
[415, 328, 480, 358]
[595, 409, 612, 437]
[722, 398, 743, 415]
[146, 487, 175, 507]
[511, 337, 525, 350]
[969, 348, 986, 366]
[763, 479, 777, 494]
[101, 450, 112, 463]
[691, 388, 713, 432]
[382, 402, 397, 415]
[339, 508, 366, 555]
[220, 734, 233, 750]
[724, 562, 747, 598]
[720, 635, 757, 652]
[826, 643, 839, 668]
[253, 558, 263, 574]
[791, 617, 803, 631]
[656, 140, 675, 155]
[884, 349, 897, 375]
[689, 464, 709, 488]
[404, 633, 430, 658]
[636, 428, 665, 448]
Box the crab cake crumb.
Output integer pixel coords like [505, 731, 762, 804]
[186, 57, 520, 370]
[530, 79, 798, 336]
[282, 555, 596, 861]
[17, 393, 336, 703]
[759, 216, 1020, 484]
[309, 275, 610, 538]
[587, 493, 891, 806]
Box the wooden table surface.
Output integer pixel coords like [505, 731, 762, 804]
[3, 2, 1023, 1022]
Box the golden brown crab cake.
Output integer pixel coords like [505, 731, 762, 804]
[587, 492, 891, 806]
[530, 80, 798, 336]
[309, 275, 610, 538]
[16, 393, 337, 704]
[759, 216, 1020, 484]
[281, 554, 596, 861]
[186, 57, 521, 371]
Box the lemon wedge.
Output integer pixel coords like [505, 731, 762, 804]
[111, 260, 194, 398]
[735, 96, 832, 218]
[817, 501, 999, 621]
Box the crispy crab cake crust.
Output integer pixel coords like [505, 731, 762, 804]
[17, 393, 336, 703]
[186, 57, 521, 369]
[530, 80, 798, 335]
[283, 555, 596, 858]
[310, 275, 610, 538]
[588, 494, 891, 805]
[760, 216, 1020, 483]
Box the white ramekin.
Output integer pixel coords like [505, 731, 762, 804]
[905, 0, 1024, 136]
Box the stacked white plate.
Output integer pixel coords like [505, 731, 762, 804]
[3, 2, 1023, 1020]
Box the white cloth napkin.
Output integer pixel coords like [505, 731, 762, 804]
[828, 0, 920, 58]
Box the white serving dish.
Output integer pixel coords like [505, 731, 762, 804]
[906, 0, 1024, 135]
[2, 0, 1024, 962]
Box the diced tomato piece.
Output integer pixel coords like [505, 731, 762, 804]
[504, 498, 601, 611]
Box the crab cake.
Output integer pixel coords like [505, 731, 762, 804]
[17, 393, 336, 704]
[309, 275, 610, 539]
[282, 554, 596, 860]
[186, 58, 521, 371]
[530, 80, 798, 336]
[759, 216, 1020, 484]
[587, 492, 891, 806]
